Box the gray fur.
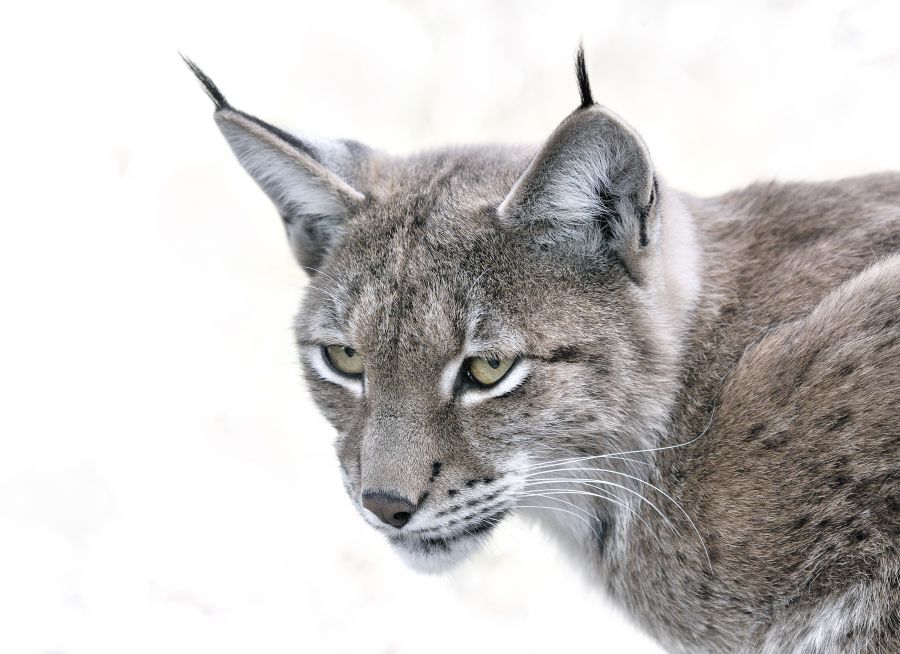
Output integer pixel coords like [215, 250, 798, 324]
[188, 56, 900, 652]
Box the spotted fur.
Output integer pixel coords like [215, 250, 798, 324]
[186, 51, 900, 652]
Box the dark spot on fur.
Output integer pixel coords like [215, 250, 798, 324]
[417, 490, 429, 507]
[839, 364, 855, 377]
[825, 409, 853, 433]
[762, 433, 788, 450]
[850, 529, 869, 543]
[828, 474, 851, 489]
[547, 346, 583, 363]
[794, 346, 822, 385]
[874, 336, 897, 352]
[790, 515, 810, 530]
[746, 422, 767, 442]
[838, 516, 856, 530]
[465, 478, 480, 488]
[429, 461, 442, 482]
[447, 489, 458, 497]
[592, 515, 610, 557]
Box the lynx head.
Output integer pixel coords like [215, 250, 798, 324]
[186, 50, 698, 571]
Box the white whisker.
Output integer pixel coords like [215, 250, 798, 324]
[521, 406, 717, 473]
[524, 478, 675, 532]
[521, 488, 651, 528]
[527, 469, 711, 570]
[299, 266, 342, 287]
[515, 504, 604, 542]
[305, 284, 343, 305]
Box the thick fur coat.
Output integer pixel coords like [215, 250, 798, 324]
[186, 52, 899, 652]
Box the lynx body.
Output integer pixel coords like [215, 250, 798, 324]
[186, 53, 900, 652]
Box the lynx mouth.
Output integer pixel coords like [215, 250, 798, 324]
[388, 508, 510, 573]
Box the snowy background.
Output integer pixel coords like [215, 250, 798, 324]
[2, 1, 899, 652]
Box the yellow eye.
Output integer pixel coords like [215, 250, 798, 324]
[467, 357, 515, 386]
[324, 345, 364, 375]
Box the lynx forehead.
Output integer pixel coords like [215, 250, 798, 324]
[187, 49, 900, 652]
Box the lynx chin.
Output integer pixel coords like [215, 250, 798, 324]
[185, 49, 899, 653]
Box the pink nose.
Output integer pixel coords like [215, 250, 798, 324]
[362, 491, 416, 528]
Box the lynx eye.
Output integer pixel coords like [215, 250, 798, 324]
[324, 345, 364, 376]
[467, 357, 515, 387]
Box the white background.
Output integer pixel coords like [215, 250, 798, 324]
[1, 1, 898, 652]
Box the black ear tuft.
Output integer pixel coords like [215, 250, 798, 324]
[575, 44, 594, 109]
[180, 53, 230, 110]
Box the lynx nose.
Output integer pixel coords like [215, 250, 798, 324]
[362, 491, 416, 528]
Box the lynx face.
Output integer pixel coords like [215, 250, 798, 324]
[187, 52, 695, 571]
[295, 185, 677, 570]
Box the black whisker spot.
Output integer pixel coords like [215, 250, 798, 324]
[435, 504, 461, 518]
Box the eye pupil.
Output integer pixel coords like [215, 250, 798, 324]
[323, 344, 364, 376]
[488, 358, 500, 369]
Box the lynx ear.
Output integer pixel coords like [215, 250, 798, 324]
[498, 49, 657, 281]
[183, 56, 366, 272]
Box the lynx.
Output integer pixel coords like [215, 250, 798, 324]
[185, 50, 900, 652]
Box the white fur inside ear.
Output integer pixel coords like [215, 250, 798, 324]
[216, 111, 360, 217]
[460, 360, 532, 406]
[305, 347, 363, 397]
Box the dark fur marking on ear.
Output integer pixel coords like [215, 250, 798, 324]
[235, 110, 322, 161]
[575, 44, 594, 109]
[181, 54, 230, 110]
[638, 178, 658, 248]
[590, 183, 617, 242]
